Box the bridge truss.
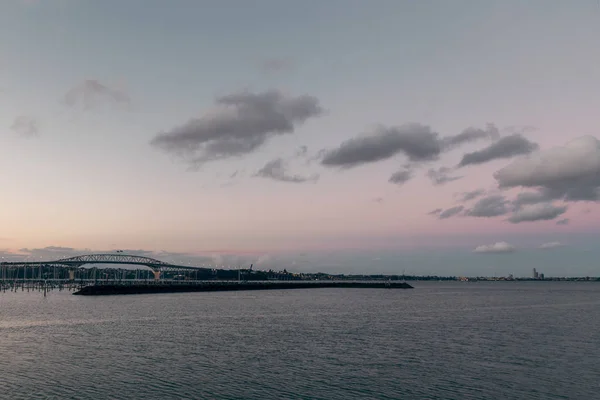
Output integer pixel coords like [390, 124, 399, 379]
[0, 253, 205, 273]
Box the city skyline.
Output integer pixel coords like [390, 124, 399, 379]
[1, 1, 600, 275]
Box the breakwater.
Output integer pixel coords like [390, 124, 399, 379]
[73, 280, 414, 295]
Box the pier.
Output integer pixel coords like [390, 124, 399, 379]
[73, 280, 413, 295]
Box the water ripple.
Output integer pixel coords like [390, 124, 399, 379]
[0, 283, 599, 399]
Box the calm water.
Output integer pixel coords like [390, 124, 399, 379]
[1, 282, 599, 399]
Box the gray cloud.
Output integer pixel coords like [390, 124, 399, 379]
[373, 197, 384, 204]
[427, 167, 462, 185]
[495, 136, 600, 204]
[458, 134, 539, 167]
[255, 158, 318, 183]
[440, 124, 500, 150]
[459, 189, 486, 202]
[322, 124, 440, 167]
[63, 79, 131, 110]
[428, 208, 442, 215]
[512, 186, 599, 207]
[389, 168, 413, 185]
[151, 90, 323, 166]
[466, 195, 510, 217]
[512, 191, 551, 208]
[556, 218, 569, 225]
[507, 203, 567, 223]
[321, 123, 498, 168]
[439, 205, 464, 219]
[10, 116, 39, 137]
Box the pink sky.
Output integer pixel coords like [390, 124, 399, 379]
[1, 1, 599, 260]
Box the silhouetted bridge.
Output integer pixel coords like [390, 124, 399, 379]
[0, 253, 206, 280]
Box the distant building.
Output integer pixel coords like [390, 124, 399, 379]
[532, 268, 538, 279]
[539, 273, 545, 280]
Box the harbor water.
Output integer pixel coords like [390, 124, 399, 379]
[1, 281, 599, 399]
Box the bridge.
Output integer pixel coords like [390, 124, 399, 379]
[0, 253, 206, 280]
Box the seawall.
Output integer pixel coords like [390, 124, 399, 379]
[73, 281, 414, 295]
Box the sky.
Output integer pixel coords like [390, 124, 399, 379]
[1, 0, 600, 276]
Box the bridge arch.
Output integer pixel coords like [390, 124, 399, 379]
[0, 254, 204, 281]
[53, 254, 173, 270]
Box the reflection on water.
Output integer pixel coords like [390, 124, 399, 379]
[1, 282, 599, 399]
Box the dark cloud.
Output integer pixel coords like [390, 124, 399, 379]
[321, 123, 497, 168]
[151, 90, 323, 166]
[439, 206, 464, 219]
[427, 208, 443, 215]
[507, 203, 567, 223]
[389, 169, 413, 185]
[556, 218, 569, 225]
[63, 79, 131, 110]
[255, 158, 318, 183]
[466, 195, 510, 217]
[427, 167, 462, 185]
[495, 136, 600, 204]
[322, 124, 441, 167]
[440, 124, 500, 150]
[459, 189, 486, 202]
[11, 116, 39, 137]
[458, 134, 539, 167]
